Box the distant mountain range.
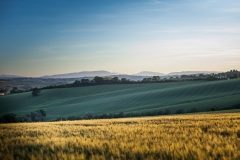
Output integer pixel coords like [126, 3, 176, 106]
[133, 71, 165, 77]
[42, 70, 219, 79]
[0, 70, 220, 79]
[42, 70, 116, 79]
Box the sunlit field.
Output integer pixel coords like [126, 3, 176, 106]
[0, 112, 240, 160]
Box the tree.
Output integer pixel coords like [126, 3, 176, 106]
[152, 76, 160, 81]
[142, 78, 152, 82]
[112, 77, 119, 83]
[10, 87, 18, 94]
[30, 110, 47, 121]
[10, 87, 23, 94]
[121, 78, 128, 83]
[73, 80, 81, 86]
[39, 109, 46, 117]
[81, 78, 90, 84]
[94, 76, 104, 84]
[1, 113, 17, 123]
[32, 88, 41, 96]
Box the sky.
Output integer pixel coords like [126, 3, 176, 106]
[0, 0, 240, 76]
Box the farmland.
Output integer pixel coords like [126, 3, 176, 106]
[0, 112, 240, 160]
[0, 79, 240, 120]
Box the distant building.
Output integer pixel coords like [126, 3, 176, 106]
[0, 88, 9, 96]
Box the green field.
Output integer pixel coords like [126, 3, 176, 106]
[0, 79, 240, 120]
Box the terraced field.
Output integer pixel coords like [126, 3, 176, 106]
[0, 112, 240, 160]
[0, 79, 240, 120]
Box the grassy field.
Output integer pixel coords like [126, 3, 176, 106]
[0, 79, 240, 120]
[0, 112, 239, 160]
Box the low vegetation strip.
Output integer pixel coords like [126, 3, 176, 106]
[0, 112, 239, 160]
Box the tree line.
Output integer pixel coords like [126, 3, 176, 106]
[0, 110, 46, 123]
[6, 69, 240, 95]
[54, 104, 240, 121]
[41, 70, 240, 90]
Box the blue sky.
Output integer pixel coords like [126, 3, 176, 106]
[0, 0, 240, 76]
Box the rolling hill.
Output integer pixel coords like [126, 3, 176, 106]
[0, 79, 240, 120]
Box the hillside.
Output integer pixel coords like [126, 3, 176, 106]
[0, 79, 240, 120]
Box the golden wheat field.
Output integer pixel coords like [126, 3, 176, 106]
[0, 112, 240, 160]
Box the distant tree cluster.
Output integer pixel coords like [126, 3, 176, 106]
[0, 88, 8, 94]
[10, 87, 24, 94]
[142, 70, 240, 82]
[218, 70, 240, 79]
[57, 110, 174, 121]
[56, 110, 172, 121]
[92, 76, 132, 84]
[182, 70, 240, 81]
[42, 76, 133, 90]
[0, 110, 47, 123]
[142, 76, 164, 82]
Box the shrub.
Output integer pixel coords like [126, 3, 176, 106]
[32, 88, 41, 96]
[0, 113, 17, 123]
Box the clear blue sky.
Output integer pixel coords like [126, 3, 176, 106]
[0, 0, 240, 76]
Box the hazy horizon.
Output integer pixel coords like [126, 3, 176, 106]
[1, 0, 240, 76]
[0, 69, 229, 78]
